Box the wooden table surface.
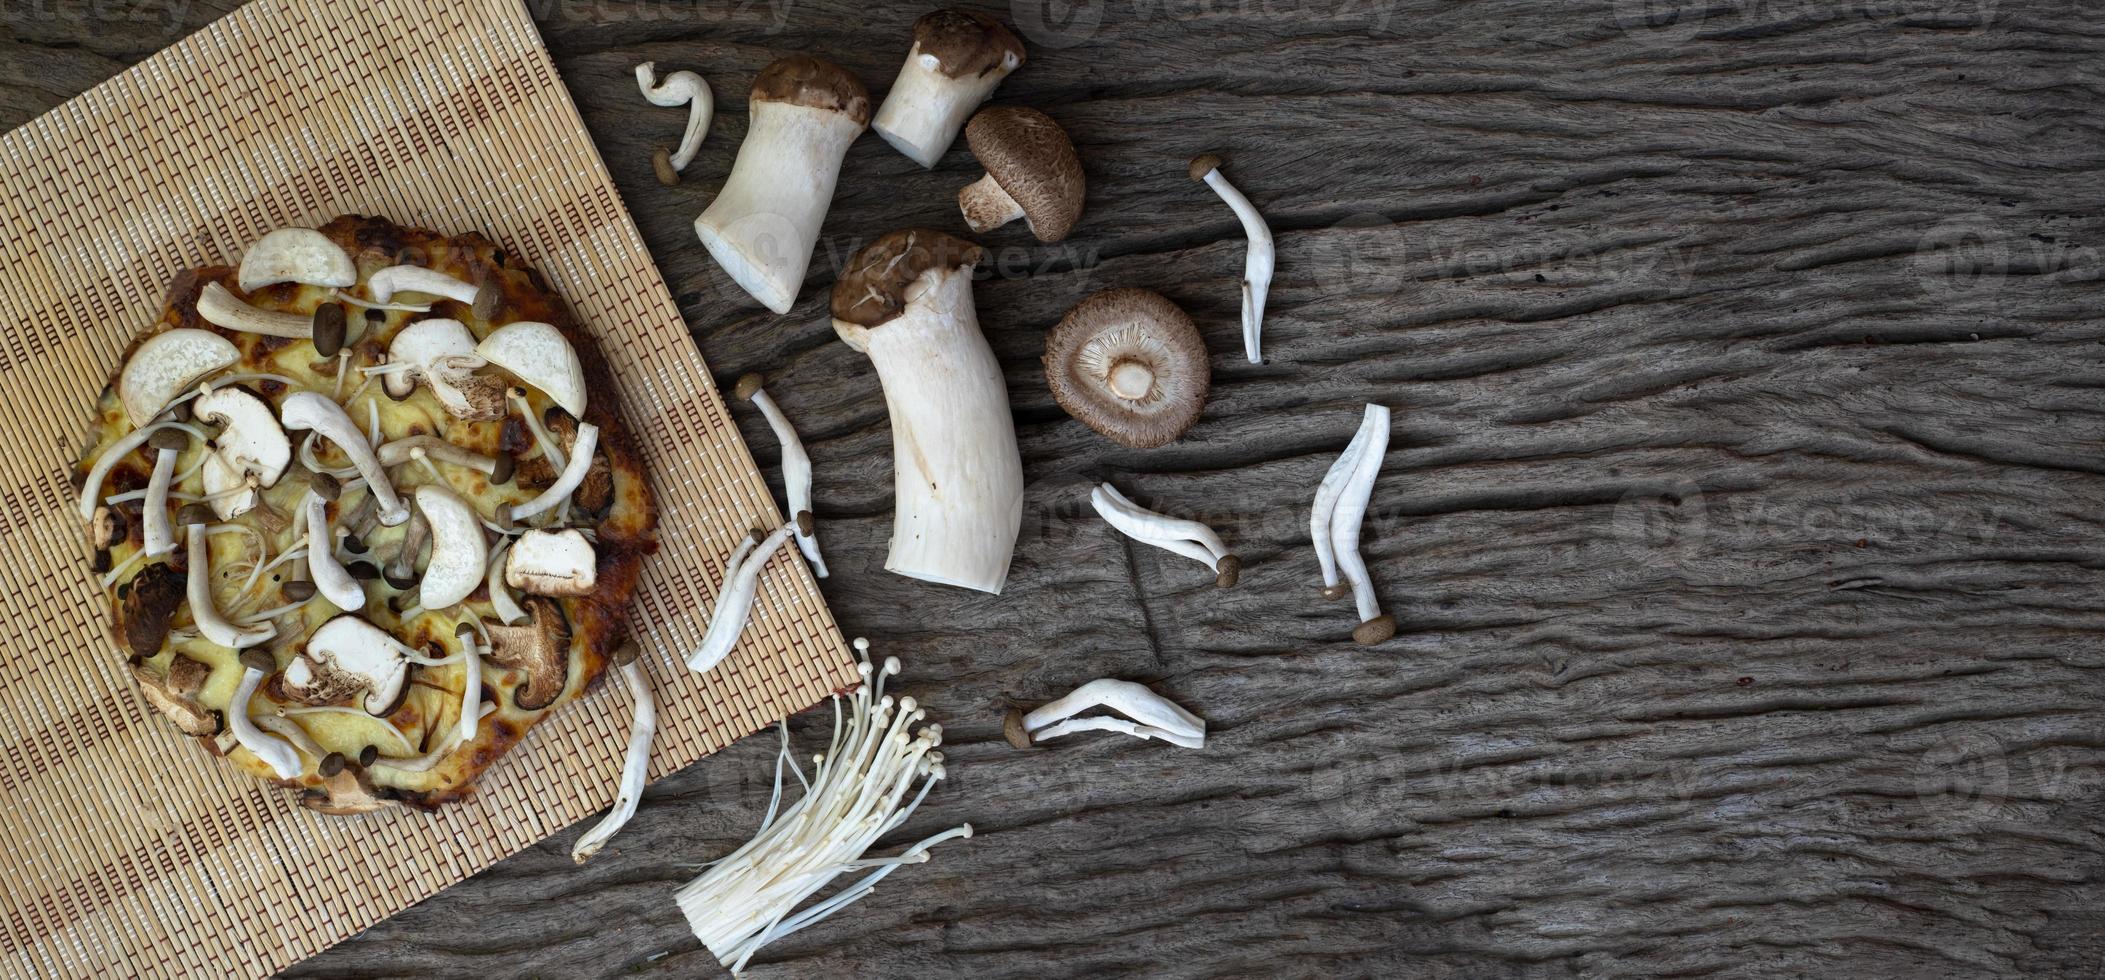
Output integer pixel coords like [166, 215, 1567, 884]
[7, 0, 2103, 976]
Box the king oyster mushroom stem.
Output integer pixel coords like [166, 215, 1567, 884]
[733, 373, 827, 577]
[179, 505, 273, 649]
[635, 62, 714, 182]
[830, 229, 1022, 594]
[303, 491, 364, 611]
[413, 485, 487, 608]
[195, 385, 291, 521]
[505, 527, 597, 597]
[1310, 404, 1395, 645]
[957, 106, 1084, 242]
[476, 321, 588, 418]
[694, 55, 870, 314]
[1189, 153, 1274, 364]
[687, 524, 794, 675]
[280, 391, 408, 526]
[366, 265, 480, 307]
[196, 281, 314, 339]
[230, 662, 302, 779]
[508, 422, 599, 522]
[284, 615, 410, 715]
[870, 8, 1025, 168]
[238, 228, 356, 292]
[117, 328, 239, 428]
[140, 427, 187, 557]
[573, 647, 657, 863]
[1089, 483, 1240, 588]
[1012, 678, 1206, 749]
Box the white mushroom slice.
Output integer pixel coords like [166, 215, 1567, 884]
[229, 666, 302, 779]
[1189, 154, 1274, 364]
[504, 528, 597, 597]
[118, 329, 238, 427]
[415, 485, 487, 609]
[476, 321, 586, 418]
[733, 374, 826, 577]
[1020, 678, 1206, 747]
[507, 422, 598, 522]
[687, 524, 794, 675]
[572, 652, 657, 863]
[197, 281, 313, 339]
[1090, 483, 1240, 588]
[367, 265, 479, 306]
[635, 62, 714, 179]
[181, 516, 274, 649]
[237, 228, 356, 291]
[280, 391, 408, 526]
[194, 385, 292, 521]
[381, 318, 480, 399]
[284, 615, 410, 716]
[305, 492, 365, 611]
[485, 537, 529, 626]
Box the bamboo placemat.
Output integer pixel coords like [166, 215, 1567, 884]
[0, 0, 858, 976]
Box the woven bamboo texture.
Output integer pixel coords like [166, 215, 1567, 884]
[0, 0, 858, 976]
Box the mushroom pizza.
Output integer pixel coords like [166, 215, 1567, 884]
[76, 215, 657, 813]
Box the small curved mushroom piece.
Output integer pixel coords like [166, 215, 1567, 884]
[687, 524, 795, 675]
[1090, 483, 1239, 588]
[1311, 403, 1395, 645]
[507, 422, 599, 522]
[179, 505, 274, 649]
[237, 228, 357, 292]
[301, 765, 393, 815]
[196, 281, 314, 339]
[505, 527, 597, 597]
[572, 647, 657, 863]
[1044, 288, 1210, 449]
[280, 391, 409, 526]
[380, 318, 493, 413]
[117, 328, 239, 427]
[1013, 678, 1206, 749]
[366, 265, 480, 307]
[229, 661, 303, 779]
[957, 106, 1084, 242]
[304, 491, 365, 612]
[283, 615, 410, 715]
[1189, 153, 1275, 365]
[140, 427, 188, 557]
[381, 504, 429, 592]
[484, 597, 571, 710]
[635, 62, 714, 182]
[376, 436, 498, 475]
[733, 373, 826, 577]
[485, 537, 529, 626]
[195, 385, 292, 520]
[132, 657, 221, 736]
[476, 320, 587, 418]
[870, 9, 1026, 168]
[415, 484, 487, 608]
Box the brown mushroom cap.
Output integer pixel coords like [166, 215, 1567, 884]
[1188, 152, 1223, 182]
[132, 660, 221, 736]
[1043, 288, 1211, 448]
[751, 55, 872, 127]
[829, 228, 985, 331]
[913, 8, 1025, 78]
[484, 597, 571, 711]
[964, 107, 1084, 243]
[121, 563, 186, 657]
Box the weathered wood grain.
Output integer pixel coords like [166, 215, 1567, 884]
[6, 0, 2104, 976]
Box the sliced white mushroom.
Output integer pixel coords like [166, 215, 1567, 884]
[229, 665, 302, 779]
[734, 375, 826, 577]
[508, 422, 598, 522]
[504, 527, 597, 597]
[1310, 404, 1394, 645]
[1189, 154, 1274, 365]
[194, 385, 292, 521]
[635, 62, 714, 180]
[366, 265, 479, 307]
[380, 318, 478, 398]
[178, 507, 274, 649]
[415, 484, 487, 609]
[1013, 678, 1206, 750]
[118, 329, 239, 427]
[197, 281, 314, 339]
[1090, 483, 1240, 587]
[280, 391, 408, 526]
[237, 228, 356, 292]
[572, 649, 657, 863]
[687, 524, 794, 675]
[284, 615, 410, 716]
[303, 491, 365, 612]
[476, 321, 586, 418]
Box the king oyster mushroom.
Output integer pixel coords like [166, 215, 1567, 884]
[414, 484, 488, 608]
[831, 229, 1022, 594]
[132, 655, 221, 737]
[117, 328, 238, 427]
[475, 320, 587, 418]
[237, 228, 357, 292]
[383, 318, 506, 420]
[504, 527, 597, 597]
[957, 106, 1084, 242]
[1044, 288, 1210, 449]
[193, 385, 291, 520]
[485, 597, 570, 711]
[282, 615, 410, 715]
[280, 391, 409, 526]
[870, 9, 1026, 168]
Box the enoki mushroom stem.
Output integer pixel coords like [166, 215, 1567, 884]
[735, 374, 827, 577]
[1310, 404, 1395, 644]
[1089, 483, 1240, 587]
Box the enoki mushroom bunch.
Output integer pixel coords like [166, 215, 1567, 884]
[675, 639, 969, 974]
